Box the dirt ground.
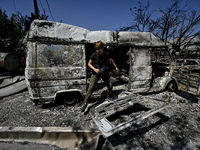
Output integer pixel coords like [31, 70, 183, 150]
[0, 90, 199, 150]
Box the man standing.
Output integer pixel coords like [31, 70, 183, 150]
[81, 41, 119, 112]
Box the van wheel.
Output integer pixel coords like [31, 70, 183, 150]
[63, 94, 77, 106]
[167, 81, 177, 92]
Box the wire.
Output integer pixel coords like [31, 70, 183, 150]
[39, 0, 45, 14]
[39, 0, 44, 11]
[45, 0, 55, 21]
[13, 0, 17, 12]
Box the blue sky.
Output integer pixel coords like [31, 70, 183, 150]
[0, 0, 200, 31]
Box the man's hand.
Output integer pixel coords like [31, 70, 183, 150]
[115, 67, 119, 73]
[109, 58, 119, 73]
[94, 68, 100, 74]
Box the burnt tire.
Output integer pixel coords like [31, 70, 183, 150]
[167, 81, 177, 92]
[56, 93, 78, 106]
[63, 94, 78, 106]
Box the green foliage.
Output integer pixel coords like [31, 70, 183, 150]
[0, 9, 26, 53]
[0, 8, 48, 52]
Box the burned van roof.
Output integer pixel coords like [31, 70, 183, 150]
[28, 20, 166, 47]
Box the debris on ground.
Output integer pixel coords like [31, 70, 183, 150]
[0, 91, 199, 149]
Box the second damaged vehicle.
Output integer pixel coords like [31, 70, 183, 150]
[25, 20, 177, 106]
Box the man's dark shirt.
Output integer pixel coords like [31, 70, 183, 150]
[90, 51, 111, 76]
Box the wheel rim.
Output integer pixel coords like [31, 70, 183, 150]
[63, 95, 77, 106]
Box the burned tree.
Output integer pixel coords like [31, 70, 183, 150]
[119, 0, 200, 59]
[118, 1, 152, 32]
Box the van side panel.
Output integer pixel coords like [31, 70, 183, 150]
[128, 48, 152, 93]
[25, 43, 86, 101]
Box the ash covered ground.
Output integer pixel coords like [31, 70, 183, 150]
[0, 90, 200, 150]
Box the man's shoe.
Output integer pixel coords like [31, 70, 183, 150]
[81, 103, 87, 112]
[107, 97, 113, 101]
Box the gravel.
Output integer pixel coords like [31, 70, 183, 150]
[0, 90, 200, 150]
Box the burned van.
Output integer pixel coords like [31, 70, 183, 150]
[25, 20, 176, 105]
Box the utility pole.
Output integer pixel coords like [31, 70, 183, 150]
[33, 0, 39, 19]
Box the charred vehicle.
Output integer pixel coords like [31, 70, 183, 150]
[172, 58, 200, 96]
[25, 20, 177, 105]
[171, 43, 200, 96]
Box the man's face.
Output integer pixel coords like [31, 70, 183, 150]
[96, 48, 103, 55]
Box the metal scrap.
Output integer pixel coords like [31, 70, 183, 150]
[90, 94, 174, 138]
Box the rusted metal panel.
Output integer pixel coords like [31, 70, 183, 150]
[28, 20, 90, 42]
[25, 43, 87, 102]
[128, 48, 152, 93]
[29, 79, 86, 101]
[118, 32, 165, 47]
[86, 31, 116, 44]
[26, 67, 85, 79]
[172, 59, 200, 96]
[90, 94, 173, 138]
[26, 42, 36, 68]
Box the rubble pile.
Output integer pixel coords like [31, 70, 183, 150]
[0, 91, 199, 149]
